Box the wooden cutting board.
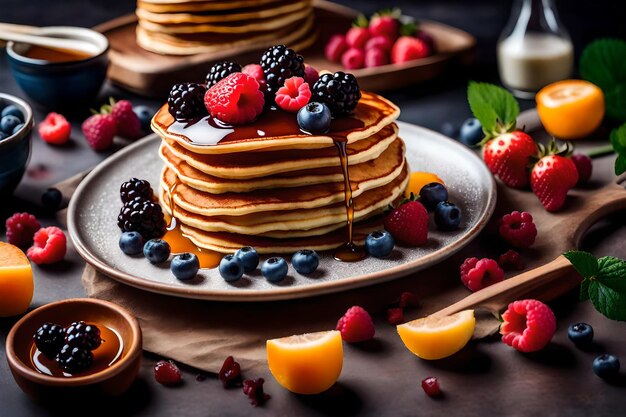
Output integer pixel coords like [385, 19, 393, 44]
[94, 0, 476, 97]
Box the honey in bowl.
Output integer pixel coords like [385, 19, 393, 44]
[22, 45, 94, 63]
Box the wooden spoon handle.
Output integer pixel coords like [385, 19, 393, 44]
[0, 23, 41, 35]
[432, 255, 580, 317]
[0, 29, 98, 54]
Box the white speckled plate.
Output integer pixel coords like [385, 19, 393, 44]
[67, 121, 496, 301]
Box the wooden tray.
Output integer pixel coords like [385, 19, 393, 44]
[94, 0, 476, 98]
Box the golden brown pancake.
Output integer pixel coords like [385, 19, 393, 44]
[138, 0, 283, 12]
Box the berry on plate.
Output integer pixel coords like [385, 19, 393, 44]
[38, 112, 71, 145]
[26, 226, 67, 265]
[303, 64, 320, 86]
[168, 82, 207, 122]
[291, 249, 320, 275]
[391, 36, 430, 64]
[434, 201, 462, 231]
[260, 45, 305, 100]
[275, 76, 311, 113]
[111, 99, 142, 140]
[500, 299, 556, 352]
[5, 212, 41, 248]
[459, 117, 483, 147]
[154, 360, 183, 386]
[205, 72, 264, 125]
[592, 354, 620, 379]
[119, 231, 145, 255]
[171, 253, 200, 281]
[571, 154, 592, 185]
[384, 199, 428, 246]
[118, 196, 166, 240]
[365, 230, 395, 258]
[364, 47, 389, 68]
[219, 356, 243, 388]
[499, 210, 537, 248]
[336, 305, 375, 343]
[219, 254, 244, 282]
[365, 35, 393, 53]
[498, 249, 525, 271]
[419, 182, 448, 211]
[297, 102, 331, 134]
[242, 64, 265, 83]
[345, 27, 370, 49]
[530, 142, 578, 212]
[387, 307, 405, 325]
[342, 47, 365, 70]
[206, 61, 242, 88]
[235, 246, 259, 273]
[324, 34, 348, 63]
[143, 238, 171, 264]
[567, 322, 594, 346]
[483, 131, 538, 188]
[262, 257, 288, 283]
[120, 177, 154, 204]
[460, 257, 504, 292]
[421, 376, 441, 397]
[82, 113, 117, 151]
[311, 72, 361, 116]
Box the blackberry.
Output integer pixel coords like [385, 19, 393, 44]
[120, 178, 153, 204]
[311, 72, 361, 116]
[56, 344, 93, 374]
[167, 82, 207, 122]
[118, 196, 167, 240]
[206, 61, 242, 88]
[65, 321, 102, 350]
[259, 45, 305, 100]
[34, 322, 66, 358]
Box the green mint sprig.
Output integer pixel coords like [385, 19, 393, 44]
[467, 81, 519, 140]
[609, 122, 626, 175]
[564, 250, 626, 321]
[580, 39, 626, 122]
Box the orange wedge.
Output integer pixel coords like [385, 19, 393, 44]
[266, 330, 343, 394]
[397, 310, 475, 360]
[405, 172, 444, 198]
[0, 242, 34, 317]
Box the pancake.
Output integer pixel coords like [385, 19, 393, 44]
[136, 0, 310, 24]
[152, 91, 400, 154]
[159, 131, 402, 192]
[160, 123, 398, 181]
[138, 0, 282, 11]
[160, 162, 408, 236]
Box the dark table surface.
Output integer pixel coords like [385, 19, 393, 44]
[1, 1, 626, 416]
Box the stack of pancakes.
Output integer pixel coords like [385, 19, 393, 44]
[153, 91, 407, 254]
[136, 0, 316, 55]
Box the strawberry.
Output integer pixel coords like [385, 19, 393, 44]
[111, 99, 142, 140]
[369, 14, 400, 41]
[483, 131, 538, 188]
[346, 27, 370, 49]
[531, 152, 578, 212]
[391, 36, 431, 64]
[82, 113, 117, 151]
[383, 199, 428, 246]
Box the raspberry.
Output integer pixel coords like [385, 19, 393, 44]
[167, 82, 207, 122]
[206, 61, 242, 88]
[243, 378, 270, 406]
[38, 112, 71, 145]
[312, 71, 361, 116]
[365, 47, 389, 68]
[117, 196, 166, 240]
[365, 35, 393, 53]
[387, 307, 404, 325]
[242, 64, 265, 82]
[204, 73, 264, 125]
[460, 257, 504, 292]
[499, 211, 537, 248]
[154, 360, 182, 386]
[56, 344, 93, 373]
[303, 64, 319, 86]
[26, 226, 67, 265]
[341, 48, 365, 70]
[500, 299, 556, 352]
[398, 291, 419, 309]
[571, 154, 592, 185]
[498, 249, 525, 271]
[82, 113, 117, 151]
[336, 306, 375, 343]
[219, 356, 243, 388]
[391, 36, 431, 64]
[346, 27, 370, 49]
[111, 99, 142, 140]
[120, 178, 153, 203]
[325, 34, 348, 63]
[34, 322, 66, 359]
[421, 376, 441, 397]
[383, 201, 428, 246]
[275, 76, 311, 113]
[5, 212, 41, 248]
[259, 45, 305, 101]
[65, 321, 102, 350]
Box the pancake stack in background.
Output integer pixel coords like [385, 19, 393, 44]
[135, 0, 317, 55]
[152, 91, 408, 254]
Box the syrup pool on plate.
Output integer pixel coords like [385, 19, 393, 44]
[30, 324, 123, 377]
[162, 215, 222, 269]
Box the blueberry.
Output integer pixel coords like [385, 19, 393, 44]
[459, 117, 483, 147]
[434, 201, 462, 231]
[41, 187, 63, 211]
[297, 102, 331, 134]
[219, 254, 244, 282]
[234, 246, 259, 273]
[12, 123, 24, 135]
[119, 231, 145, 255]
[567, 322, 594, 346]
[1, 115, 21, 134]
[365, 230, 395, 258]
[291, 249, 320, 274]
[261, 257, 288, 283]
[593, 354, 620, 379]
[134, 105, 154, 133]
[171, 253, 200, 280]
[419, 182, 449, 212]
[1, 105, 23, 122]
[143, 238, 171, 263]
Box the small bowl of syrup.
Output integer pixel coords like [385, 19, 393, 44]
[5, 298, 142, 403]
[6, 26, 109, 110]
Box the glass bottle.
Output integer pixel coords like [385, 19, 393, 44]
[497, 0, 574, 98]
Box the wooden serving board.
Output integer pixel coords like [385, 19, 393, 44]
[94, 0, 476, 98]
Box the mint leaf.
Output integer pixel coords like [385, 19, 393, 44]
[610, 123, 626, 175]
[467, 82, 519, 136]
[580, 39, 626, 121]
[597, 256, 626, 282]
[564, 250, 599, 278]
[589, 280, 626, 321]
[580, 278, 590, 301]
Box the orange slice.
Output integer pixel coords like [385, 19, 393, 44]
[266, 330, 343, 394]
[0, 242, 34, 317]
[397, 310, 475, 360]
[405, 171, 444, 198]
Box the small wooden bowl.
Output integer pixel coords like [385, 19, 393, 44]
[5, 298, 142, 403]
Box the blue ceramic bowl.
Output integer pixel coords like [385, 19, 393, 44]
[0, 93, 33, 197]
[6, 26, 109, 110]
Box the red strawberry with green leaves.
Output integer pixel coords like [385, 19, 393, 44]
[468, 82, 538, 188]
[369, 9, 401, 40]
[530, 141, 578, 212]
[383, 196, 428, 246]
